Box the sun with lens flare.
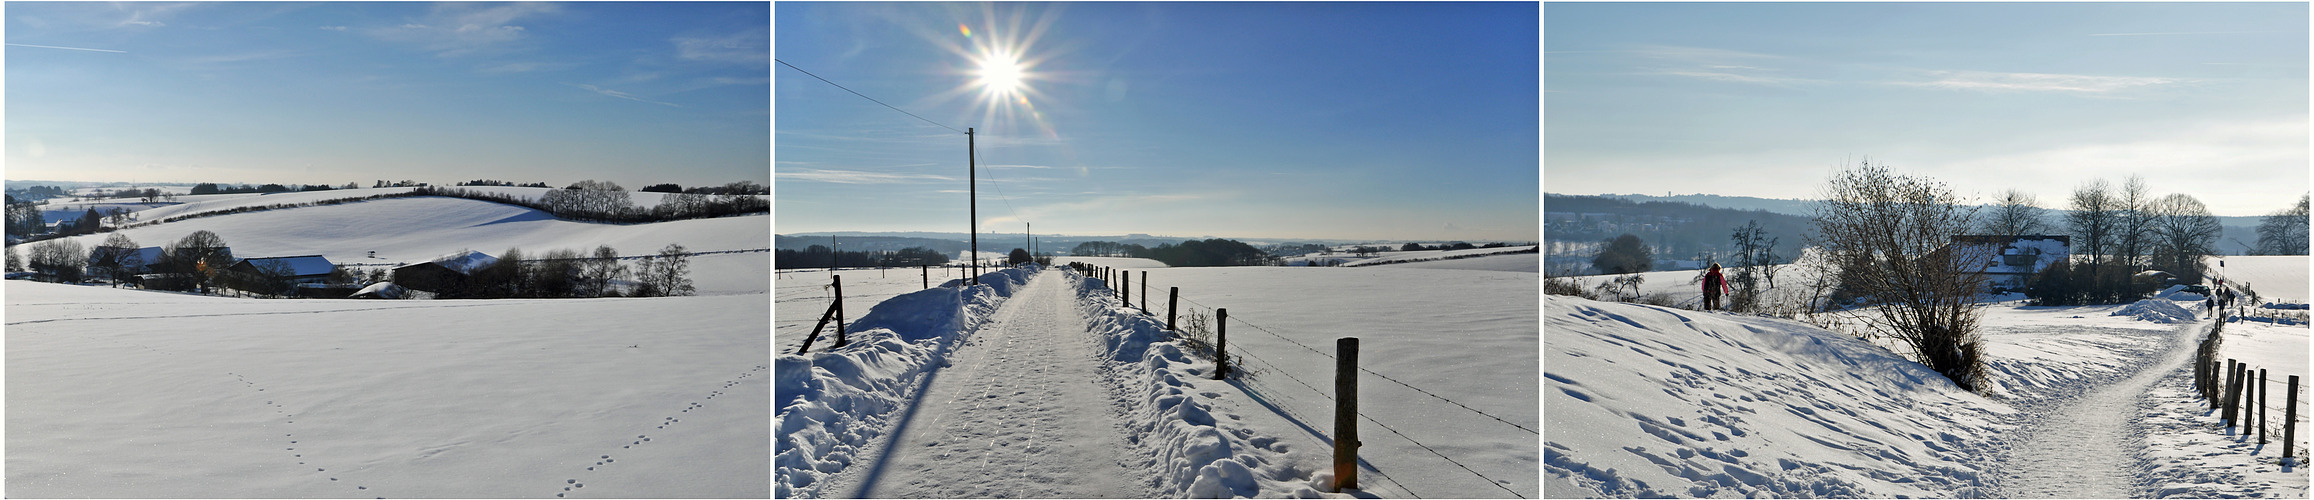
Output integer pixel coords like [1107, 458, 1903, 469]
[976, 50, 1027, 96]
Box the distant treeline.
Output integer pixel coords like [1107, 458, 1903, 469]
[413, 182, 767, 224]
[775, 246, 950, 269]
[1072, 238, 1272, 267]
[191, 183, 352, 195]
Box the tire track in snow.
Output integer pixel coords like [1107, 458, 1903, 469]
[841, 271, 1153, 498]
[6, 302, 529, 326]
[1998, 320, 2206, 498]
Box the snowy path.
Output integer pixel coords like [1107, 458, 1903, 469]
[1999, 319, 2206, 498]
[832, 272, 1154, 498]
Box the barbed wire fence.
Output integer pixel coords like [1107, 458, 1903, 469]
[1072, 263, 1533, 498]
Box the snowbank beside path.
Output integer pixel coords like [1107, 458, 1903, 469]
[1545, 297, 2014, 498]
[773, 267, 1037, 498]
[2116, 297, 2200, 324]
[1070, 271, 1354, 498]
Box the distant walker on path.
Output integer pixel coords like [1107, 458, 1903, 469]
[1702, 263, 1730, 311]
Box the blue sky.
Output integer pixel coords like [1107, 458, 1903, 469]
[6, 2, 768, 189]
[777, 2, 1539, 242]
[1547, 2, 2309, 217]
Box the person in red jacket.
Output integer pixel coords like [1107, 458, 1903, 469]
[1703, 263, 1731, 311]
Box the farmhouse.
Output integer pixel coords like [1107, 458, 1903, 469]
[227, 255, 337, 284]
[392, 250, 499, 294]
[1949, 234, 2070, 292]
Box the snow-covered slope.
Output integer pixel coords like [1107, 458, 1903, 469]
[1545, 296, 2013, 498]
[42, 195, 768, 295]
[6, 281, 768, 497]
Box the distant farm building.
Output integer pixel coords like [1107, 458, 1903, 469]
[227, 255, 338, 285]
[1949, 234, 2070, 292]
[392, 250, 499, 294]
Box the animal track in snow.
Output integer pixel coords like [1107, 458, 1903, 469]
[229, 372, 377, 497]
[552, 364, 765, 497]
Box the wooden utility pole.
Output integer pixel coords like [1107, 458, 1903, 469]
[968, 127, 978, 286]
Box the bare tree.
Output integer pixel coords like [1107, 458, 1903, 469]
[92, 233, 141, 286]
[2066, 179, 2120, 274]
[1809, 161, 1992, 392]
[2115, 175, 2154, 271]
[1979, 189, 2050, 238]
[1728, 220, 1780, 313]
[2147, 193, 2222, 283]
[2256, 194, 2309, 256]
[581, 245, 627, 297]
[636, 243, 695, 297]
[28, 238, 88, 283]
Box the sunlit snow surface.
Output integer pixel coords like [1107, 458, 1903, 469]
[6, 282, 770, 498]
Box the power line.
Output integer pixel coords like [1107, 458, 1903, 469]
[776, 58, 965, 135]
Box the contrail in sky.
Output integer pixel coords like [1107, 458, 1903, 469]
[6, 43, 127, 53]
[2087, 31, 2286, 37]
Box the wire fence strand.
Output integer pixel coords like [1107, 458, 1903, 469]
[1107, 268, 1531, 497]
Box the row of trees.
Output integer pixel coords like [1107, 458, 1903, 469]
[189, 183, 350, 195]
[1066, 239, 1271, 267]
[414, 181, 768, 223]
[773, 246, 950, 270]
[449, 244, 693, 298]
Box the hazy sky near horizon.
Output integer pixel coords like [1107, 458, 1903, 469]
[6, 2, 768, 189]
[1546, 2, 2309, 217]
[777, 2, 1539, 242]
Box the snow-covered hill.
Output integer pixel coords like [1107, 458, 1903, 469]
[1545, 296, 2012, 497]
[39, 195, 768, 295]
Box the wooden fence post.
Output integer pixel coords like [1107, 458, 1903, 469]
[2239, 364, 2253, 436]
[2286, 375, 2299, 461]
[922, 265, 929, 289]
[1213, 308, 1229, 380]
[1168, 287, 1180, 331]
[2226, 359, 2241, 424]
[795, 300, 840, 354]
[1141, 271, 1148, 312]
[1334, 337, 1360, 492]
[1123, 271, 1131, 306]
[2260, 369, 2269, 444]
[832, 274, 849, 348]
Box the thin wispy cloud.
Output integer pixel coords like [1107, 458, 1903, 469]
[319, 26, 348, 32]
[779, 168, 959, 184]
[568, 83, 682, 107]
[673, 29, 769, 66]
[1895, 70, 2190, 94]
[2087, 30, 2289, 37]
[371, 3, 558, 57]
[6, 43, 127, 53]
[1628, 45, 1820, 87]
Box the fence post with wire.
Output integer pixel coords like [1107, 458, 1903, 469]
[2190, 319, 2305, 466]
[1105, 267, 1535, 498]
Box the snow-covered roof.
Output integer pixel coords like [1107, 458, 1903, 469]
[428, 250, 499, 275]
[1952, 235, 2070, 275]
[233, 255, 336, 277]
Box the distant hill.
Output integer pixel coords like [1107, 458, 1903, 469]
[1599, 193, 1818, 217]
[1556, 192, 2275, 257]
[1546, 194, 1812, 274]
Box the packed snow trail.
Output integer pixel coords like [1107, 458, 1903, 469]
[833, 271, 1154, 498]
[1998, 317, 2207, 498]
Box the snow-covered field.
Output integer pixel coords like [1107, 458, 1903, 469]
[779, 263, 1538, 497]
[1548, 256, 2311, 498]
[39, 195, 769, 296]
[6, 282, 769, 497]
